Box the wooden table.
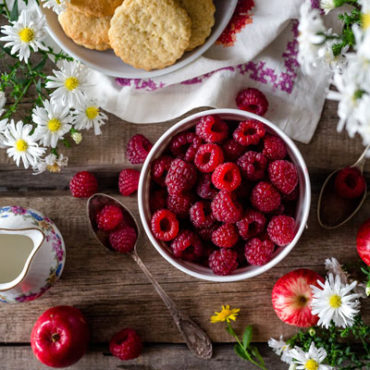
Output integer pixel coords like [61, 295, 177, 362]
[0, 75, 369, 368]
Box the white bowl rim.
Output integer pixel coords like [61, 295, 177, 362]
[138, 108, 311, 282]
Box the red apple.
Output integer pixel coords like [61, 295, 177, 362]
[357, 219, 370, 266]
[31, 306, 89, 368]
[272, 268, 324, 327]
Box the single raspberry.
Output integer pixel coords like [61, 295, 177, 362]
[268, 160, 298, 195]
[165, 159, 197, 195]
[109, 226, 137, 253]
[149, 188, 167, 213]
[189, 201, 215, 228]
[167, 192, 195, 218]
[237, 151, 268, 181]
[262, 134, 287, 160]
[223, 139, 245, 161]
[151, 209, 179, 241]
[267, 215, 296, 247]
[211, 190, 243, 223]
[169, 132, 201, 160]
[184, 135, 203, 162]
[110, 328, 142, 361]
[198, 223, 219, 241]
[236, 209, 266, 240]
[119, 169, 140, 196]
[211, 163, 242, 192]
[171, 230, 203, 261]
[126, 134, 153, 164]
[236, 88, 269, 116]
[250, 181, 281, 213]
[211, 223, 239, 248]
[208, 248, 238, 275]
[196, 173, 218, 200]
[194, 144, 224, 173]
[233, 120, 266, 147]
[245, 237, 275, 266]
[151, 156, 173, 186]
[195, 115, 228, 143]
[69, 171, 98, 198]
[96, 205, 124, 231]
[334, 166, 366, 199]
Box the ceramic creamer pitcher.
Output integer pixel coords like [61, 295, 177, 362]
[0, 206, 65, 304]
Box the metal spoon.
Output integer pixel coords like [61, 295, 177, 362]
[87, 193, 213, 360]
[317, 144, 369, 229]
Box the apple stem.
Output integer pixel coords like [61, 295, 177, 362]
[51, 333, 60, 343]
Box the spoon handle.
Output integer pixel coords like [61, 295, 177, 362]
[131, 251, 213, 360]
[353, 144, 370, 170]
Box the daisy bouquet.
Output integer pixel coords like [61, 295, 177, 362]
[298, 0, 370, 154]
[0, 0, 107, 173]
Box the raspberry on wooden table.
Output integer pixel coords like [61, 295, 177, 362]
[211, 190, 243, 223]
[196, 173, 218, 200]
[245, 237, 274, 266]
[167, 192, 195, 218]
[110, 328, 142, 361]
[165, 158, 197, 195]
[334, 166, 366, 199]
[250, 181, 281, 213]
[151, 156, 173, 186]
[126, 134, 153, 164]
[233, 120, 266, 147]
[171, 230, 204, 262]
[109, 226, 137, 253]
[236, 209, 266, 240]
[268, 160, 298, 195]
[194, 143, 224, 173]
[212, 163, 242, 192]
[222, 139, 245, 161]
[96, 205, 124, 231]
[237, 151, 267, 181]
[69, 171, 98, 198]
[189, 201, 215, 228]
[235, 88, 269, 116]
[211, 223, 239, 248]
[267, 215, 296, 247]
[119, 169, 140, 196]
[195, 115, 229, 143]
[151, 209, 179, 241]
[208, 248, 238, 275]
[262, 134, 287, 160]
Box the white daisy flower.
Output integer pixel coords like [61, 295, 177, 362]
[0, 8, 47, 63]
[0, 90, 5, 116]
[33, 153, 68, 175]
[1, 120, 45, 169]
[290, 342, 332, 370]
[41, 0, 68, 15]
[32, 100, 72, 148]
[320, 0, 335, 14]
[268, 336, 292, 364]
[311, 273, 361, 329]
[46, 60, 91, 108]
[72, 99, 108, 135]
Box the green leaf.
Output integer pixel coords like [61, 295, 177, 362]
[250, 345, 266, 368]
[242, 325, 253, 349]
[234, 344, 249, 361]
[10, 0, 19, 21]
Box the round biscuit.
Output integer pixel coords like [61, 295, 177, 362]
[69, 0, 123, 17]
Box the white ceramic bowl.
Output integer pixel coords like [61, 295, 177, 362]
[37, 0, 238, 78]
[138, 109, 311, 282]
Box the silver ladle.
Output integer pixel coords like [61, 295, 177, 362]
[87, 193, 213, 360]
[317, 144, 369, 229]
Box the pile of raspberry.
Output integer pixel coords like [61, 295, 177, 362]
[149, 114, 299, 276]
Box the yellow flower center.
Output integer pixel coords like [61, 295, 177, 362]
[85, 106, 99, 120]
[329, 294, 342, 309]
[47, 118, 62, 132]
[56, 0, 61, 3]
[64, 77, 79, 91]
[305, 359, 319, 370]
[18, 27, 34, 43]
[15, 139, 28, 152]
[362, 13, 370, 30]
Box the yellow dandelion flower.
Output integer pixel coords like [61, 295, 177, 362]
[211, 305, 240, 323]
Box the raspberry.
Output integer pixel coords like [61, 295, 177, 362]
[110, 328, 142, 361]
[126, 134, 153, 164]
[236, 209, 266, 240]
[334, 166, 366, 199]
[198, 223, 219, 241]
[171, 230, 203, 261]
[151, 156, 173, 186]
[119, 169, 140, 196]
[184, 135, 203, 162]
[69, 171, 98, 198]
[208, 248, 238, 275]
[195, 115, 228, 143]
[149, 188, 167, 213]
[211, 163, 242, 192]
[237, 151, 267, 181]
[196, 173, 218, 200]
[268, 160, 298, 195]
[165, 159, 197, 195]
[96, 205, 124, 231]
[109, 226, 137, 253]
[267, 215, 296, 247]
[262, 134, 287, 160]
[250, 181, 281, 213]
[245, 237, 274, 266]
[169, 132, 202, 160]
[233, 120, 266, 147]
[211, 190, 243, 223]
[211, 223, 239, 248]
[194, 144, 224, 173]
[223, 139, 245, 161]
[151, 209, 179, 241]
[236, 88, 269, 116]
[189, 201, 215, 228]
[167, 192, 194, 218]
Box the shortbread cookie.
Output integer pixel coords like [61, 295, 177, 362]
[109, 0, 191, 71]
[178, 0, 215, 51]
[59, 7, 111, 51]
[69, 0, 123, 17]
